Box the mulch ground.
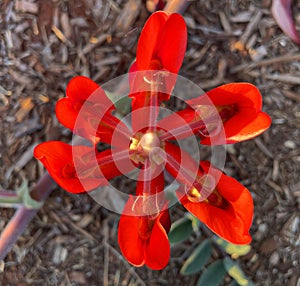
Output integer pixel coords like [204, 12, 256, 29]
[0, 0, 299, 285]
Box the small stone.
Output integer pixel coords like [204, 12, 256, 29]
[284, 140, 296, 149]
[258, 223, 268, 233]
[0, 260, 4, 272]
[269, 251, 280, 265]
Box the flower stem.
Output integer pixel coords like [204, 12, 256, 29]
[159, 113, 220, 141]
[166, 152, 203, 192]
[0, 173, 56, 260]
[0, 192, 22, 208]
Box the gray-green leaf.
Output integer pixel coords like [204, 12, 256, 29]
[197, 260, 227, 286]
[180, 239, 212, 276]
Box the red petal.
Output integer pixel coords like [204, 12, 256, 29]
[157, 13, 187, 73]
[34, 141, 104, 193]
[136, 11, 168, 71]
[56, 76, 126, 145]
[192, 83, 262, 111]
[157, 108, 196, 140]
[136, 168, 165, 196]
[56, 76, 99, 130]
[95, 148, 128, 180]
[118, 196, 145, 267]
[187, 83, 271, 145]
[180, 161, 253, 244]
[201, 111, 271, 144]
[145, 211, 171, 270]
[272, 0, 300, 45]
[165, 142, 199, 188]
[34, 142, 126, 194]
[66, 76, 100, 101]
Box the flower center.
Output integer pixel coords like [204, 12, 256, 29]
[138, 132, 160, 154]
[129, 131, 165, 165]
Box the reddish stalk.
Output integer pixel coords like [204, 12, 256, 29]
[166, 153, 202, 192]
[0, 173, 56, 260]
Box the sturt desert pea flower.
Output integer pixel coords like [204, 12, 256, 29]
[34, 74, 173, 269]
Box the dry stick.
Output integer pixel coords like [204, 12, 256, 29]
[0, 0, 192, 262]
[0, 173, 56, 260]
[230, 54, 300, 74]
[164, 0, 190, 14]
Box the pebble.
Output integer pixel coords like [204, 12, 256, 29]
[284, 140, 296, 149]
[269, 251, 280, 265]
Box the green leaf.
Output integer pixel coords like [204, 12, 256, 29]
[197, 260, 227, 286]
[168, 216, 194, 244]
[180, 239, 212, 276]
[164, 183, 180, 206]
[16, 179, 43, 209]
[223, 257, 255, 286]
[213, 236, 251, 259]
[186, 213, 200, 233]
[105, 91, 131, 116]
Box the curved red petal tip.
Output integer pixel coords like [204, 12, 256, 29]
[145, 211, 171, 270]
[136, 11, 187, 73]
[180, 161, 253, 244]
[272, 0, 300, 45]
[157, 13, 187, 73]
[118, 196, 171, 269]
[56, 76, 115, 141]
[204, 83, 263, 110]
[197, 83, 271, 145]
[34, 141, 104, 194]
[118, 196, 145, 267]
[66, 76, 99, 102]
[136, 11, 169, 70]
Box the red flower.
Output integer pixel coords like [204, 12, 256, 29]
[34, 75, 133, 193]
[129, 11, 187, 131]
[136, 11, 187, 73]
[158, 83, 271, 145]
[34, 11, 271, 270]
[34, 141, 129, 194]
[180, 161, 253, 244]
[164, 143, 253, 244]
[118, 171, 171, 270]
[56, 75, 130, 146]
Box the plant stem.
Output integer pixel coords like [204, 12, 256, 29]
[0, 173, 56, 260]
[0, 191, 22, 207]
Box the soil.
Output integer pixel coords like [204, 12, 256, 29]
[0, 0, 299, 285]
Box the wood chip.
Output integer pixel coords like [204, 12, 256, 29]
[15, 97, 34, 122]
[115, 0, 141, 33]
[60, 12, 72, 40]
[51, 25, 67, 43]
[69, 271, 86, 284]
[15, 0, 39, 14]
[239, 10, 263, 46]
